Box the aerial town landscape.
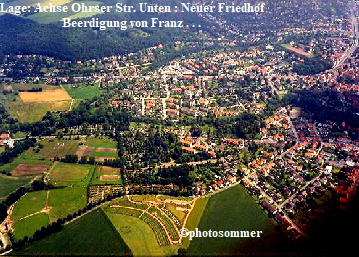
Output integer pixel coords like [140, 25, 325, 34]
[0, 0, 358, 256]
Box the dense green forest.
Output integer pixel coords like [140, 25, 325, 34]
[0, 0, 208, 60]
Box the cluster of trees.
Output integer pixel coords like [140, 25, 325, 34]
[18, 88, 43, 92]
[234, 112, 264, 139]
[58, 154, 126, 168]
[284, 90, 359, 138]
[129, 163, 223, 190]
[0, 0, 203, 61]
[292, 56, 332, 75]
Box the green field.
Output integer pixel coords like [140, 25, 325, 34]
[13, 213, 50, 241]
[0, 175, 31, 199]
[182, 198, 208, 248]
[91, 151, 118, 158]
[11, 191, 48, 221]
[63, 84, 103, 100]
[48, 187, 87, 222]
[29, 1, 103, 24]
[85, 137, 117, 148]
[49, 162, 94, 186]
[20, 209, 132, 255]
[105, 212, 179, 256]
[188, 186, 296, 254]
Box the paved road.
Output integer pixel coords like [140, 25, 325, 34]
[332, 0, 358, 70]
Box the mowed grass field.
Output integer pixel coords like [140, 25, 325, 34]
[63, 84, 103, 100]
[19, 209, 132, 255]
[188, 186, 296, 254]
[11, 191, 48, 221]
[0, 175, 31, 199]
[13, 213, 50, 241]
[105, 212, 180, 256]
[48, 187, 87, 222]
[85, 137, 117, 148]
[49, 162, 94, 186]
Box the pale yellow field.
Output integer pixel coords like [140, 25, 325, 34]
[19, 90, 72, 103]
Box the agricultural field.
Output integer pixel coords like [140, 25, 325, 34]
[12, 164, 50, 177]
[188, 186, 296, 254]
[0, 153, 52, 176]
[19, 89, 71, 103]
[19, 209, 132, 255]
[48, 187, 87, 222]
[75, 146, 95, 158]
[90, 166, 123, 185]
[0, 175, 31, 199]
[48, 162, 94, 186]
[63, 84, 103, 100]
